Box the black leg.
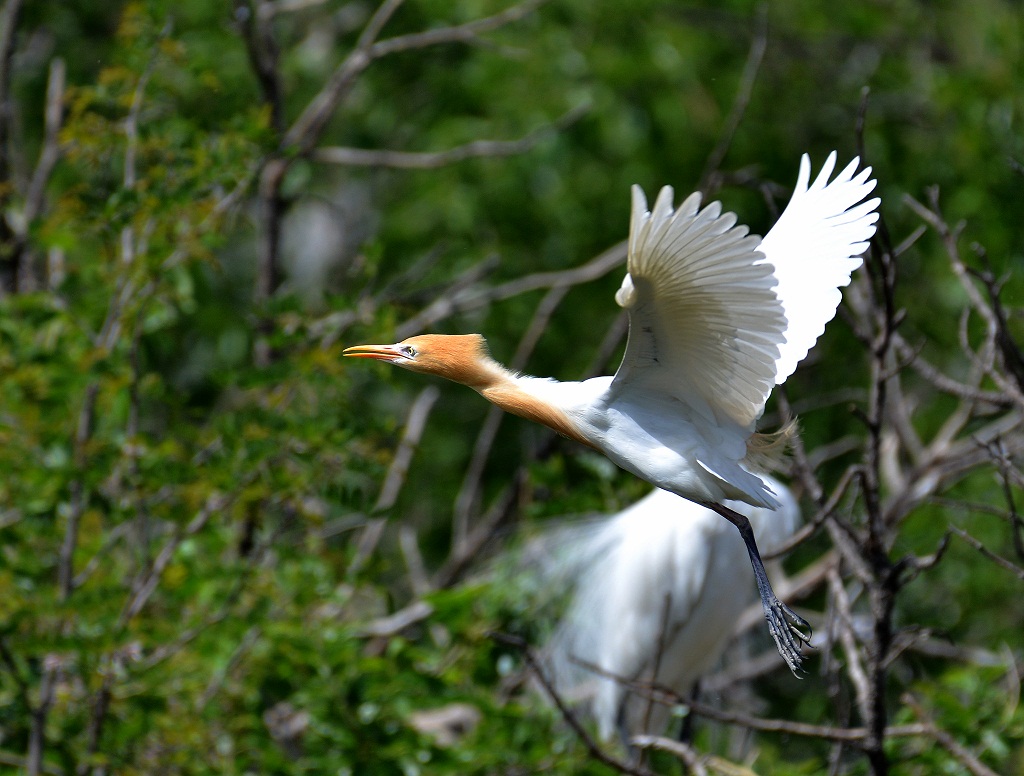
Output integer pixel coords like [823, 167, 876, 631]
[709, 502, 812, 676]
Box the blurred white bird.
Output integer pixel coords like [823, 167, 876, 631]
[346, 152, 879, 672]
[539, 477, 801, 742]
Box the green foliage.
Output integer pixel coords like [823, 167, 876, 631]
[1, 0, 1023, 774]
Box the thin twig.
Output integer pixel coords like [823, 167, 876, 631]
[631, 736, 709, 776]
[374, 386, 441, 512]
[118, 493, 228, 626]
[283, 0, 546, 154]
[699, 4, 768, 193]
[235, 0, 285, 132]
[949, 525, 1024, 580]
[396, 240, 627, 338]
[315, 104, 586, 169]
[575, 655, 928, 744]
[26, 655, 58, 776]
[902, 694, 1001, 776]
[493, 632, 657, 776]
[827, 568, 872, 725]
[0, 0, 24, 293]
[399, 525, 432, 598]
[58, 382, 99, 600]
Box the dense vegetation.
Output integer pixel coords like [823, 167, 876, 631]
[1, 1, 1023, 773]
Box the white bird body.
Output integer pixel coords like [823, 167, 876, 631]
[345, 152, 880, 671]
[541, 478, 800, 740]
[510, 374, 760, 506]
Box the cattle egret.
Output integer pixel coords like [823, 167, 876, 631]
[539, 478, 800, 742]
[345, 152, 879, 672]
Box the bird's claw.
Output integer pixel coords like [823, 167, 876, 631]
[764, 595, 813, 676]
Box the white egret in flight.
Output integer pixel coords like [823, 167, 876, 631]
[539, 478, 800, 742]
[345, 152, 879, 672]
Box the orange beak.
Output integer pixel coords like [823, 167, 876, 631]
[343, 343, 406, 362]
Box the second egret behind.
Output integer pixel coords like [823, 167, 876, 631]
[541, 478, 801, 742]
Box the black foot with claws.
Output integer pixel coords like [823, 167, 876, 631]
[709, 502, 813, 676]
[760, 580, 812, 675]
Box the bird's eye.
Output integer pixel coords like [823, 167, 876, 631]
[402, 345, 417, 358]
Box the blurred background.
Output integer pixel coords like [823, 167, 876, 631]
[1, 0, 1023, 773]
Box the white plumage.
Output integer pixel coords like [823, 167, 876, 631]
[759, 153, 879, 385]
[599, 151, 879, 510]
[541, 477, 801, 741]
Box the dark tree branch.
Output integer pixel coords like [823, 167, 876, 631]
[0, 0, 22, 293]
[235, 0, 285, 133]
[699, 4, 768, 194]
[493, 632, 657, 776]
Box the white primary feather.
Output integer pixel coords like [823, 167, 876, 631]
[758, 152, 880, 385]
[611, 153, 878, 435]
[540, 478, 801, 741]
[612, 186, 785, 429]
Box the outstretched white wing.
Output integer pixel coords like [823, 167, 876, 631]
[610, 153, 879, 430]
[758, 152, 879, 385]
[610, 185, 785, 429]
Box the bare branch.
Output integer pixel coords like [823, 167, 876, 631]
[118, 493, 228, 626]
[0, 0, 22, 129]
[369, 0, 545, 59]
[198, 626, 263, 708]
[682, 696, 928, 745]
[315, 104, 586, 169]
[263, 0, 327, 16]
[394, 254, 501, 340]
[360, 600, 434, 638]
[374, 386, 441, 512]
[699, 4, 768, 193]
[71, 521, 134, 589]
[828, 568, 872, 724]
[983, 437, 1024, 560]
[0, 0, 23, 293]
[904, 192, 1024, 411]
[493, 632, 657, 776]
[123, 26, 166, 192]
[24, 58, 65, 226]
[346, 386, 442, 579]
[235, 0, 285, 132]
[58, 382, 100, 600]
[26, 655, 58, 776]
[434, 470, 524, 588]
[356, 0, 406, 54]
[397, 239, 627, 337]
[577, 655, 929, 744]
[631, 736, 709, 776]
[284, 0, 545, 155]
[902, 694, 1001, 776]
[893, 334, 1010, 407]
[949, 525, 1024, 581]
[396, 528, 429, 600]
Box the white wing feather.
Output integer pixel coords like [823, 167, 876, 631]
[611, 153, 879, 433]
[611, 185, 785, 429]
[758, 152, 880, 385]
